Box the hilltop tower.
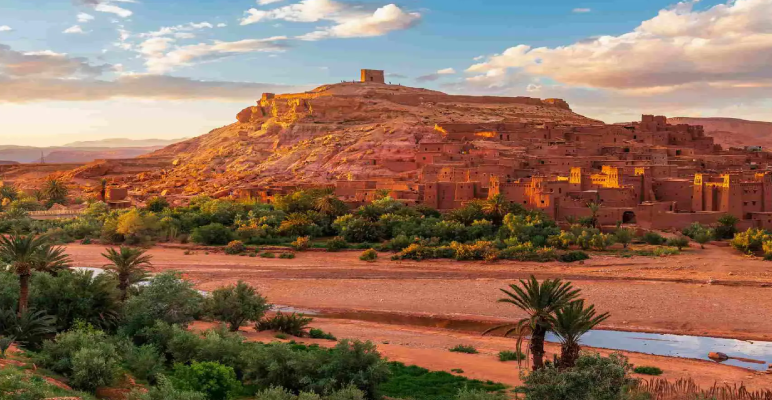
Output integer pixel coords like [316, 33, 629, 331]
[361, 69, 385, 84]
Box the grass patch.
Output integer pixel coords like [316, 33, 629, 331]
[449, 344, 478, 354]
[279, 252, 295, 259]
[378, 362, 506, 400]
[633, 366, 663, 376]
[309, 328, 337, 341]
[498, 350, 525, 362]
[274, 333, 289, 340]
[260, 252, 276, 258]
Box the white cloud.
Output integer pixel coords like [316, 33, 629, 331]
[139, 22, 215, 38]
[437, 68, 455, 75]
[63, 25, 86, 34]
[415, 67, 457, 82]
[85, 0, 137, 18]
[77, 12, 95, 22]
[241, 0, 420, 40]
[573, 8, 591, 13]
[217, 23, 227, 28]
[143, 37, 289, 73]
[258, 0, 285, 4]
[0, 26, 13, 32]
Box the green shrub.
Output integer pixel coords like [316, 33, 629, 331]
[521, 353, 638, 400]
[359, 249, 378, 262]
[0, 308, 56, 349]
[279, 252, 295, 259]
[70, 344, 121, 392]
[547, 231, 576, 250]
[253, 386, 365, 400]
[256, 312, 313, 336]
[146, 197, 170, 212]
[613, 228, 635, 248]
[378, 362, 506, 400]
[333, 215, 382, 243]
[559, 251, 589, 263]
[126, 344, 165, 383]
[666, 236, 690, 250]
[715, 214, 739, 239]
[191, 223, 234, 246]
[121, 271, 204, 337]
[449, 344, 478, 354]
[731, 228, 770, 254]
[290, 236, 311, 251]
[224, 240, 246, 255]
[499, 243, 558, 262]
[497, 350, 525, 362]
[206, 281, 270, 332]
[694, 229, 714, 249]
[653, 247, 680, 257]
[383, 234, 415, 251]
[642, 231, 666, 245]
[326, 236, 348, 252]
[172, 361, 242, 400]
[309, 328, 337, 341]
[633, 365, 663, 376]
[274, 333, 289, 340]
[455, 388, 508, 400]
[128, 375, 206, 400]
[261, 252, 276, 258]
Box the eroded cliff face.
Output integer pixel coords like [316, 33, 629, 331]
[132, 82, 594, 197]
[669, 117, 772, 149]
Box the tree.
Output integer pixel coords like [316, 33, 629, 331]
[102, 246, 152, 300]
[694, 229, 713, 249]
[207, 281, 270, 332]
[0, 234, 53, 314]
[484, 276, 581, 370]
[550, 300, 610, 368]
[0, 185, 18, 203]
[586, 200, 601, 229]
[613, 228, 634, 249]
[31, 245, 71, 275]
[146, 197, 170, 212]
[716, 214, 740, 239]
[42, 177, 69, 206]
[482, 194, 522, 225]
[314, 194, 348, 217]
[100, 179, 108, 202]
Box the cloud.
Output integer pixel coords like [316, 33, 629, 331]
[63, 25, 86, 34]
[0, 44, 111, 78]
[415, 67, 456, 82]
[0, 26, 12, 32]
[461, 0, 772, 121]
[258, 0, 285, 4]
[0, 74, 311, 103]
[217, 23, 227, 28]
[241, 0, 420, 40]
[139, 22, 215, 38]
[143, 37, 289, 73]
[572, 8, 591, 13]
[77, 0, 137, 18]
[77, 12, 95, 22]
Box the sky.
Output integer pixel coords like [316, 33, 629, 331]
[0, 0, 771, 146]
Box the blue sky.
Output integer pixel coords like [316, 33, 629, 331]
[0, 0, 770, 145]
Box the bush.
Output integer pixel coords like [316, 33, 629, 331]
[70, 345, 121, 392]
[309, 328, 337, 341]
[450, 241, 499, 261]
[121, 271, 205, 337]
[36, 323, 112, 375]
[146, 196, 170, 212]
[359, 249, 378, 262]
[224, 240, 246, 255]
[449, 344, 478, 354]
[613, 228, 635, 248]
[559, 251, 589, 263]
[207, 281, 270, 332]
[455, 388, 508, 400]
[128, 375, 206, 400]
[333, 215, 382, 243]
[499, 244, 558, 262]
[715, 214, 739, 239]
[261, 252, 276, 258]
[172, 361, 242, 400]
[254, 386, 365, 400]
[290, 236, 311, 251]
[521, 353, 638, 400]
[642, 231, 666, 245]
[653, 247, 680, 257]
[547, 231, 576, 250]
[633, 365, 663, 376]
[256, 312, 313, 336]
[498, 350, 525, 362]
[326, 236, 348, 252]
[126, 344, 165, 383]
[0, 308, 56, 349]
[279, 252, 295, 259]
[191, 223, 234, 246]
[0, 366, 97, 400]
[731, 228, 769, 254]
[666, 236, 690, 250]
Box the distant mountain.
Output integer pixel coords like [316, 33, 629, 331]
[62, 138, 188, 148]
[0, 144, 171, 164]
[669, 117, 772, 149]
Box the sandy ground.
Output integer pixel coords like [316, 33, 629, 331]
[61, 243, 772, 390]
[65, 243, 772, 341]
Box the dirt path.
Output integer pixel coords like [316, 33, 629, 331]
[65, 243, 772, 341]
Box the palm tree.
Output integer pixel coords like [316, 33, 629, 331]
[482, 194, 510, 224]
[484, 276, 581, 370]
[586, 200, 601, 228]
[314, 194, 348, 217]
[42, 177, 68, 205]
[102, 246, 152, 300]
[550, 300, 610, 368]
[0, 235, 51, 315]
[31, 245, 71, 275]
[100, 178, 108, 202]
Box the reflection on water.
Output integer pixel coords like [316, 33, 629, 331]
[314, 309, 772, 371]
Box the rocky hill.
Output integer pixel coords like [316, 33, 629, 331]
[669, 117, 772, 149]
[129, 82, 598, 197]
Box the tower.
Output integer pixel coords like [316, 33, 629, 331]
[360, 69, 385, 84]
